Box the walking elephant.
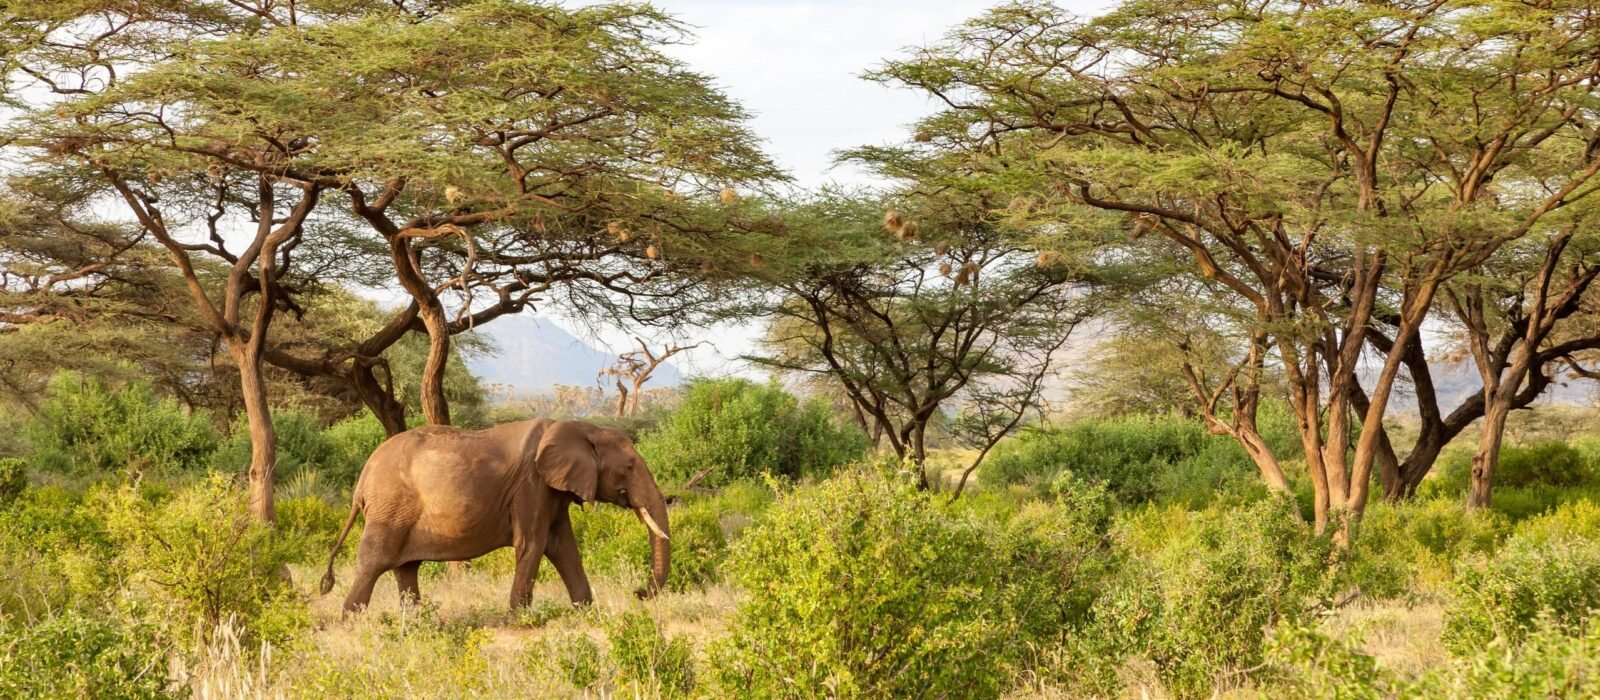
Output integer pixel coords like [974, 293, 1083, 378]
[319, 418, 671, 612]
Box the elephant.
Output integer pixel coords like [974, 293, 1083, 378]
[319, 418, 671, 612]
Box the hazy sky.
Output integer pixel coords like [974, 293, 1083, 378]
[541, 0, 1111, 376]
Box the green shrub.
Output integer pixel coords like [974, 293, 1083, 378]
[23, 372, 216, 476]
[0, 611, 171, 699]
[663, 500, 728, 591]
[1263, 622, 1392, 700]
[608, 611, 696, 699]
[1413, 613, 1600, 698]
[214, 408, 332, 480]
[277, 493, 350, 564]
[538, 631, 606, 692]
[636, 378, 867, 488]
[1429, 441, 1600, 501]
[99, 474, 308, 645]
[1094, 497, 1333, 697]
[981, 413, 1269, 505]
[1512, 499, 1600, 545]
[1347, 497, 1510, 597]
[1442, 533, 1600, 654]
[322, 411, 390, 487]
[0, 457, 25, 507]
[713, 468, 1106, 699]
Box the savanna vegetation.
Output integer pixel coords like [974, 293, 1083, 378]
[4, 0, 1600, 698]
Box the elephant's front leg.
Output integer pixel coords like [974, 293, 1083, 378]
[543, 507, 593, 606]
[509, 504, 552, 609]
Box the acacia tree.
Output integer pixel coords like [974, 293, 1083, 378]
[4, 1, 778, 520]
[599, 338, 699, 418]
[1447, 223, 1600, 507]
[872, 0, 1600, 534]
[752, 193, 1097, 490]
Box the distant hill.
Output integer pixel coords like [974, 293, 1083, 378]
[465, 315, 681, 395]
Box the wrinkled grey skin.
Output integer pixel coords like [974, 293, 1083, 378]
[320, 418, 670, 612]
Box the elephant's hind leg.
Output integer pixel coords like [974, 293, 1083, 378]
[395, 561, 422, 605]
[343, 523, 407, 613]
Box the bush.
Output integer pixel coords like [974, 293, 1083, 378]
[534, 631, 606, 692]
[1428, 441, 1600, 501]
[99, 474, 308, 645]
[0, 611, 171, 699]
[1346, 497, 1510, 597]
[23, 372, 216, 476]
[1512, 499, 1600, 545]
[1414, 613, 1600, 698]
[1263, 622, 1392, 700]
[712, 468, 1107, 699]
[636, 378, 867, 488]
[0, 457, 24, 507]
[1442, 533, 1600, 654]
[214, 409, 332, 480]
[1093, 498, 1333, 697]
[322, 411, 390, 486]
[608, 611, 696, 699]
[981, 413, 1270, 505]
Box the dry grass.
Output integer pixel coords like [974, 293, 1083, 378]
[178, 561, 737, 699]
[1320, 599, 1448, 680]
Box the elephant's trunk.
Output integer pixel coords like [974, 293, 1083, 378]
[633, 474, 671, 598]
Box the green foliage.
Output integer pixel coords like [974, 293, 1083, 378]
[321, 411, 390, 486]
[1264, 622, 1392, 700]
[1412, 614, 1600, 698]
[662, 500, 728, 591]
[98, 474, 308, 645]
[1512, 499, 1600, 545]
[1428, 441, 1600, 502]
[1096, 498, 1333, 697]
[1345, 498, 1510, 597]
[0, 457, 24, 507]
[607, 611, 696, 699]
[539, 631, 606, 692]
[0, 611, 171, 699]
[1442, 533, 1600, 654]
[982, 412, 1280, 505]
[713, 468, 1108, 699]
[23, 372, 216, 476]
[637, 378, 867, 488]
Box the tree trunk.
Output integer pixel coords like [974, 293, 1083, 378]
[1467, 393, 1512, 509]
[1238, 425, 1293, 494]
[615, 384, 629, 418]
[911, 423, 930, 490]
[417, 305, 452, 426]
[352, 362, 408, 437]
[229, 339, 277, 523]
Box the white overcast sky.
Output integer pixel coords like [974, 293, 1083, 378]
[542, 0, 1112, 376]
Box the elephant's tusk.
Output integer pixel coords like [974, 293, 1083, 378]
[638, 507, 670, 541]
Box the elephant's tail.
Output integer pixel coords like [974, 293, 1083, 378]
[320, 493, 363, 596]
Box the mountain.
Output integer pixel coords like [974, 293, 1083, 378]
[465, 315, 682, 394]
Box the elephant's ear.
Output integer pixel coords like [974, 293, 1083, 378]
[534, 420, 598, 502]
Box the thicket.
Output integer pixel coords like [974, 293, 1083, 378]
[981, 408, 1298, 505]
[636, 378, 868, 487]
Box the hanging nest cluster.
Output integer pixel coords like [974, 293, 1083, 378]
[1130, 213, 1156, 240]
[1036, 250, 1064, 269]
[953, 261, 980, 286]
[884, 210, 919, 242]
[720, 187, 740, 205]
[608, 220, 664, 260]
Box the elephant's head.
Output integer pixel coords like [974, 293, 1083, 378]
[534, 419, 671, 597]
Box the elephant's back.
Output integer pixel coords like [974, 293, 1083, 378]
[363, 427, 517, 533]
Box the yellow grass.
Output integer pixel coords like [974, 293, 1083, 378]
[178, 562, 738, 699]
